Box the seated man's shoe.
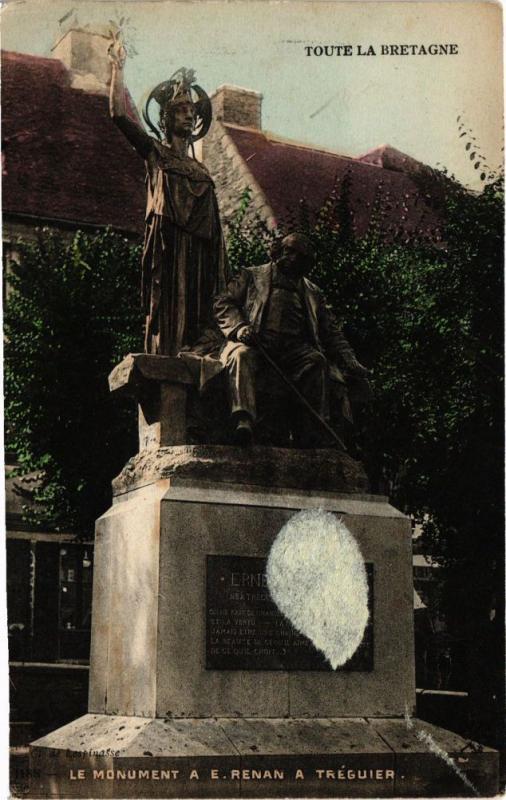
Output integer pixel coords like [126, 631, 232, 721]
[233, 413, 254, 446]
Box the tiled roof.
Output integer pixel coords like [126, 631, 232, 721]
[225, 125, 441, 238]
[2, 50, 145, 234]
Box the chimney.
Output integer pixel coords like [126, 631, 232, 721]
[51, 28, 111, 95]
[211, 85, 262, 130]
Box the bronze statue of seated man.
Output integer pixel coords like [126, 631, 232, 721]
[213, 233, 370, 447]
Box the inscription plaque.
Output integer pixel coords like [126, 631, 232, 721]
[206, 555, 374, 671]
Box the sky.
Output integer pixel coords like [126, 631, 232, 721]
[1, 0, 503, 188]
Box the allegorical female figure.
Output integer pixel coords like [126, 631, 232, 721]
[108, 34, 229, 355]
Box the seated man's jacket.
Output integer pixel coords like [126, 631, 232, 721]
[213, 262, 360, 387]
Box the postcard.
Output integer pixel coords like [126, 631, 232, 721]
[2, 0, 503, 797]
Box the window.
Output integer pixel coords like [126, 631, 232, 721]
[7, 537, 94, 663]
[58, 545, 94, 660]
[7, 539, 32, 661]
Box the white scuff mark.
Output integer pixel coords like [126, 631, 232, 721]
[266, 509, 369, 669]
[404, 705, 479, 796]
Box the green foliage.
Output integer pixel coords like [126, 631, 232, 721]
[227, 158, 503, 744]
[228, 169, 503, 535]
[4, 138, 502, 742]
[227, 188, 276, 270]
[4, 227, 144, 535]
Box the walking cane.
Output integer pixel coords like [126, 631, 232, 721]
[252, 335, 348, 451]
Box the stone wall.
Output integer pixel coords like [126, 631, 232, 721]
[202, 118, 276, 233]
[51, 28, 111, 95]
[200, 83, 276, 234]
[211, 84, 262, 129]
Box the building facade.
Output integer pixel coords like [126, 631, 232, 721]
[3, 30, 145, 755]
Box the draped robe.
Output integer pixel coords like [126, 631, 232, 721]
[114, 115, 229, 355]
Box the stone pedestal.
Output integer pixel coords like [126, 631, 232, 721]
[87, 469, 414, 719]
[28, 453, 500, 796]
[28, 355, 499, 797]
[30, 714, 499, 798]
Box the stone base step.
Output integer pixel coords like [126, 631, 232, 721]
[28, 714, 498, 798]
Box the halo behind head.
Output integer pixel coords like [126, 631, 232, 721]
[142, 67, 212, 143]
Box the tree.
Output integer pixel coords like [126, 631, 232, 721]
[5, 148, 502, 746]
[227, 164, 503, 746]
[4, 227, 144, 535]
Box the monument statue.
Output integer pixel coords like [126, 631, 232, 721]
[108, 32, 229, 356]
[213, 232, 370, 446]
[28, 31, 498, 800]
